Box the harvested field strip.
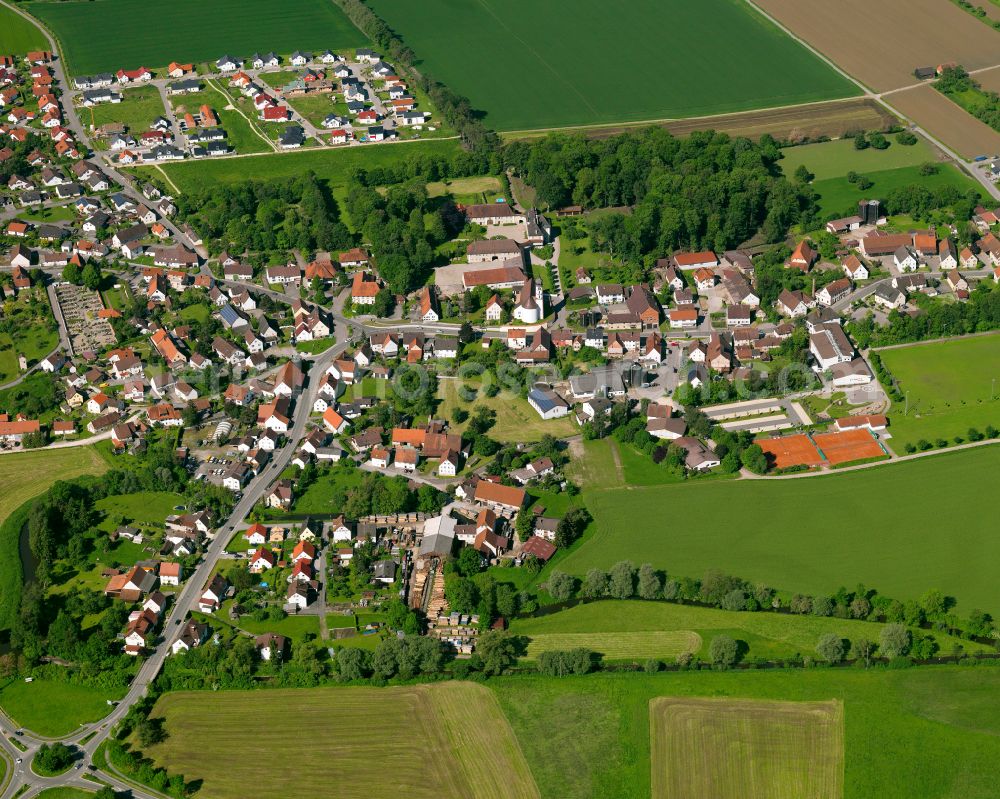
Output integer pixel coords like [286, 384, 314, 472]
[427, 683, 540, 799]
[887, 85, 1000, 160]
[751, 0, 1000, 92]
[503, 99, 895, 143]
[144, 685, 532, 799]
[523, 631, 702, 661]
[650, 697, 844, 799]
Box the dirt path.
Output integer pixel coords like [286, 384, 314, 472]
[608, 439, 625, 484]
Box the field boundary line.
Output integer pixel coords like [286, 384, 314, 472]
[499, 96, 871, 138]
[872, 329, 1000, 352]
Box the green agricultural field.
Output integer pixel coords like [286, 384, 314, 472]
[24, 0, 368, 76]
[148, 139, 462, 194]
[651, 697, 843, 799]
[493, 666, 1000, 799]
[509, 601, 987, 664]
[0, 679, 120, 737]
[878, 335, 1000, 448]
[779, 137, 941, 181]
[0, 5, 47, 53]
[367, 0, 857, 131]
[560, 445, 1000, 614]
[86, 85, 166, 135]
[809, 163, 981, 217]
[142, 684, 538, 799]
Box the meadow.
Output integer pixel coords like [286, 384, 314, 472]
[492, 666, 1000, 799]
[143, 684, 538, 799]
[810, 163, 981, 217]
[437, 380, 578, 442]
[0, 678, 120, 736]
[559, 444, 1000, 614]
[0, 323, 59, 384]
[509, 601, 988, 664]
[149, 139, 462, 194]
[650, 697, 843, 799]
[24, 0, 368, 76]
[779, 137, 941, 181]
[878, 335, 1000, 448]
[366, 0, 857, 131]
[0, 5, 48, 53]
[0, 446, 106, 630]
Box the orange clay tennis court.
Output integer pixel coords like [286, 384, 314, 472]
[813, 428, 887, 466]
[755, 434, 824, 469]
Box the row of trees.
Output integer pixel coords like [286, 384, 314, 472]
[540, 565, 995, 644]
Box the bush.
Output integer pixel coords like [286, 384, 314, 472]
[536, 648, 594, 676]
[709, 634, 739, 668]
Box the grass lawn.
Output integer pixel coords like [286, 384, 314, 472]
[19, 205, 77, 223]
[427, 175, 503, 205]
[878, 335, 1000, 448]
[779, 137, 940, 181]
[220, 606, 320, 642]
[492, 666, 1000, 799]
[25, 0, 368, 76]
[0, 446, 105, 630]
[94, 491, 186, 531]
[177, 303, 209, 324]
[0, 679, 120, 737]
[809, 163, 981, 217]
[0, 323, 59, 384]
[560, 445, 1000, 614]
[285, 93, 338, 128]
[286, 465, 366, 516]
[437, 380, 577, 443]
[142, 684, 538, 799]
[149, 139, 462, 194]
[508, 601, 986, 664]
[0, 5, 47, 53]
[35, 790, 96, 799]
[86, 85, 165, 135]
[367, 0, 857, 131]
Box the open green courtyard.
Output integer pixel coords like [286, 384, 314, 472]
[24, 0, 368, 76]
[878, 335, 1000, 448]
[367, 0, 858, 131]
[559, 445, 1000, 614]
[493, 666, 1000, 799]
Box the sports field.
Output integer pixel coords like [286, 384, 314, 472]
[0, 5, 48, 53]
[560, 445, 1000, 613]
[878, 335, 1000, 448]
[494, 667, 1000, 799]
[756, 433, 824, 469]
[149, 139, 462, 194]
[24, 0, 368, 76]
[508, 601, 986, 664]
[144, 684, 538, 799]
[812, 429, 886, 465]
[751, 0, 1000, 92]
[650, 697, 843, 799]
[367, 0, 857, 131]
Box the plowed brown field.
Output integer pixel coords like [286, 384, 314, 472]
[888, 85, 1000, 159]
[751, 0, 1000, 91]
